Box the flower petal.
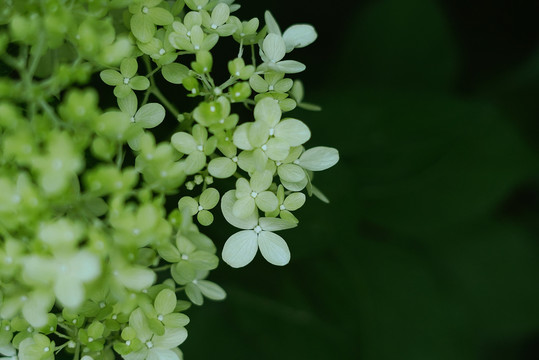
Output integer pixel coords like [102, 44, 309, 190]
[221, 190, 259, 229]
[222, 230, 258, 268]
[258, 231, 290, 266]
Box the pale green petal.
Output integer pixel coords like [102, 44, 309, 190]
[192, 124, 208, 144]
[184, 10, 203, 28]
[177, 196, 198, 215]
[263, 33, 286, 62]
[118, 91, 138, 116]
[171, 261, 196, 285]
[201, 33, 219, 51]
[23, 290, 54, 328]
[114, 84, 132, 98]
[277, 163, 305, 183]
[197, 210, 214, 226]
[283, 192, 306, 210]
[235, 177, 251, 198]
[312, 184, 330, 204]
[274, 60, 306, 73]
[135, 103, 165, 128]
[257, 231, 290, 266]
[298, 146, 339, 171]
[169, 32, 193, 50]
[208, 157, 236, 178]
[147, 7, 174, 26]
[265, 137, 290, 161]
[190, 25, 204, 48]
[264, 10, 281, 36]
[232, 196, 256, 219]
[281, 177, 308, 192]
[274, 119, 310, 146]
[250, 170, 273, 192]
[221, 190, 258, 229]
[255, 191, 278, 212]
[199, 187, 220, 209]
[211, 3, 230, 26]
[55, 275, 84, 308]
[196, 280, 226, 300]
[185, 283, 203, 305]
[162, 63, 190, 84]
[259, 217, 297, 231]
[282, 24, 317, 52]
[171, 132, 197, 154]
[289, 80, 304, 103]
[100, 69, 123, 86]
[274, 78, 294, 92]
[121, 58, 138, 78]
[154, 289, 177, 316]
[184, 151, 206, 174]
[129, 76, 150, 90]
[254, 97, 281, 126]
[232, 123, 253, 150]
[118, 266, 156, 291]
[70, 251, 101, 281]
[249, 74, 269, 93]
[131, 13, 155, 43]
[148, 349, 180, 360]
[247, 121, 270, 148]
[222, 230, 258, 268]
[129, 308, 152, 342]
[162, 313, 190, 328]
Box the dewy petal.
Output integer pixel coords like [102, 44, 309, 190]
[298, 146, 340, 171]
[254, 97, 281, 127]
[283, 24, 318, 52]
[222, 230, 258, 268]
[221, 190, 258, 229]
[263, 33, 286, 63]
[274, 119, 311, 146]
[257, 231, 290, 266]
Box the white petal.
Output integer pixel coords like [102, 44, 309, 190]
[221, 190, 259, 229]
[283, 24, 317, 52]
[264, 10, 281, 36]
[257, 231, 290, 266]
[222, 230, 258, 268]
[298, 146, 339, 171]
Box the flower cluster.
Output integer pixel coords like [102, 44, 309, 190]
[0, 0, 338, 359]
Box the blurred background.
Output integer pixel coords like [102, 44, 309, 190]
[182, 0, 539, 359]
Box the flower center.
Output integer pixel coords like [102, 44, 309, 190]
[123, 77, 130, 85]
[142, 6, 149, 14]
[254, 225, 262, 234]
[250, 191, 258, 198]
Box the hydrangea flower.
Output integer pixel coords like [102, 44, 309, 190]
[100, 58, 150, 98]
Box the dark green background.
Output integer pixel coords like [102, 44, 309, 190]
[182, 1, 539, 359]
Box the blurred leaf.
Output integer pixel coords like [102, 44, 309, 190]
[342, 0, 458, 91]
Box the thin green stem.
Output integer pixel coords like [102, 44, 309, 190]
[38, 99, 61, 126]
[152, 264, 172, 272]
[151, 86, 180, 119]
[116, 143, 125, 169]
[28, 31, 47, 79]
[250, 44, 256, 67]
